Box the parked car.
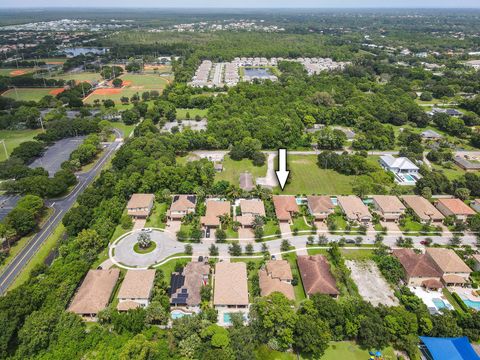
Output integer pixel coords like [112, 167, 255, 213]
[345, 239, 355, 244]
[141, 228, 152, 233]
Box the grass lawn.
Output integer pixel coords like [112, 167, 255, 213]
[225, 226, 239, 239]
[145, 202, 167, 229]
[2, 87, 62, 102]
[291, 216, 312, 232]
[264, 220, 280, 237]
[120, 73, 171, 90]
[341, 249, 374, 261]
[281, 155, 353, 195]
[155, 253, 188, 278]
[400, 216, 441, 236]
[176, 108, 208, 119]
[431, 163, 466, 181]
[0, 68, 35, 77]
[37, 58, 67, 64]
[83, 88, 143, 105]
[8, 222, 65, 291]
[322, 341, 396, 360]
[51, 71, 102, 83]
[215, 155, 267, 186]
[442, 288, 466, 315]
[106, 121, 136, 138]
[0, 129, 44, 161]
[133, 242, 157, 254]
[282, 252, 306, 305]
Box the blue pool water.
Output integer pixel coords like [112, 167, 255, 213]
[404, 174, 415, 182]
[171, 310, 191, 319]
[223, 312, 247, 325]
[462, 298, 480, 310]
[432, 298, 448, 310]
[330, 197, 338, 206]
[295, 198, 305, 205]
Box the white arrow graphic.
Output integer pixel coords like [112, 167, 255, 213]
[275, 148, 290, 190]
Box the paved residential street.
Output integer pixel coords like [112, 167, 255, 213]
[110, 228, 479, 270]
[0, 130, 123, 295]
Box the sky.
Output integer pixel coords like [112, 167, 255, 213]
[0, 0, 479, 8]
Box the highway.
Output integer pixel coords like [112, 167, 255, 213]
[0, 129, 123, 295]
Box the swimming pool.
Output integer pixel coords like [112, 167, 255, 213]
[461, 298, 480, 310]
[295, 197, 305, 205]
[171, 309, 192, 319]
[223, 312, 247, 325]
[432, 298, 448, 310]
[403, 174, 415, 182]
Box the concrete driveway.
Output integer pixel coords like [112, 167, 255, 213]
[166, 219, 181, 234]
[133, 219, 146, 230]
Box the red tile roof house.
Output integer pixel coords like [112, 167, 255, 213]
[68, 269, 120, 321]
[392, 249, 443, 289]
[272, 195, 299, 224]
[127, 193, 155, 219]
[435, 198, 476, 222]
[168, 195, 196, 220]
[236, 199, 266, 228]
[400, 195, 444, 224]
[372, 195, 406, 222]
[306, 195, 335, 222]
[297, 255, 340, 298]
[200, 199, 231, 229]
[117, 270, 156, 311]
[259, 260, 295, 300]
[337, 195, 372, 225]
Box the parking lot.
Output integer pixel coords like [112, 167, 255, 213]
[0, 195, 20, 221]
[346, 260, 399, 307]
[29, 137, 85, 176]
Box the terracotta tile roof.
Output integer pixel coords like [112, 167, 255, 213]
[170, 195, 196, 212]
[306, 196, 335, 214]
[401, 195, 444, 221]
[297, 255, 339, 296]
[259, 269, 295, 300]
[442, 274, 467, 284]
[201, 200, 230, 226]
[127, 193, 155, 209]
[426, 248, 472, 274]
[68, 269, 120, 315]
[170, 262, 210, 306]
[214, 262, 249, 306]
[265, 260, 293, 281]
[240, 199, 265, 216]
[272, 195, 299, 221]
[436, 198, 476, 216]
[372, 195, 406, 214]
[337, 195, 372, 221]
[117, 270, 155, 300]
[392, 249, 442, 278]
[422, 279, 443, 289]
[236, 214, 255, 226]
[117, 300, 141, 311]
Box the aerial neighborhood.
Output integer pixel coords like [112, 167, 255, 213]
[1, 6, 480, 360]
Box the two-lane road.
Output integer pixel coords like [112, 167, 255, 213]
[0, 130, 123, 295]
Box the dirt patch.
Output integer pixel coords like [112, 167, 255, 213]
[49, 88, 65, 95]
[346, 260, 399, 307]
[46, 61, 64, 65]
[144, 64, 168, 70]
[92, 88, 122, 95]
[122, 80, 133, 87]
[10, 70, 28, 76]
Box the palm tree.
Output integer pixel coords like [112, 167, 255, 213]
[251, 215, 265, 230]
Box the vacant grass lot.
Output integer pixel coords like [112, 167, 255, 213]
[281, 155, 353, 195]
[1, 88, 60, 102]
[145, 202, 168, 229]
[0, 129, 44, 161]
[215, 155, 267, 186]
[106, 121, 136, 138]
[431, 162, 466, 181]
[176, 108, 208, 119]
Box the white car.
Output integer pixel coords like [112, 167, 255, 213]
[141, 228, 152, 233]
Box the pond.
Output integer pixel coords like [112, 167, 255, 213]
[244, 67, 271, 78]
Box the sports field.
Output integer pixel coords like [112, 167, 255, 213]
[37, 58, 67, 64]
[83, 88, 141, 104]
[1, 88, 64, 102]
[281, 155, 354, 195]
[51, 71, 102, 83]
[120, 73, 172, 89]
[0, 129, 44, 161]
[0, 68, 35, 77]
